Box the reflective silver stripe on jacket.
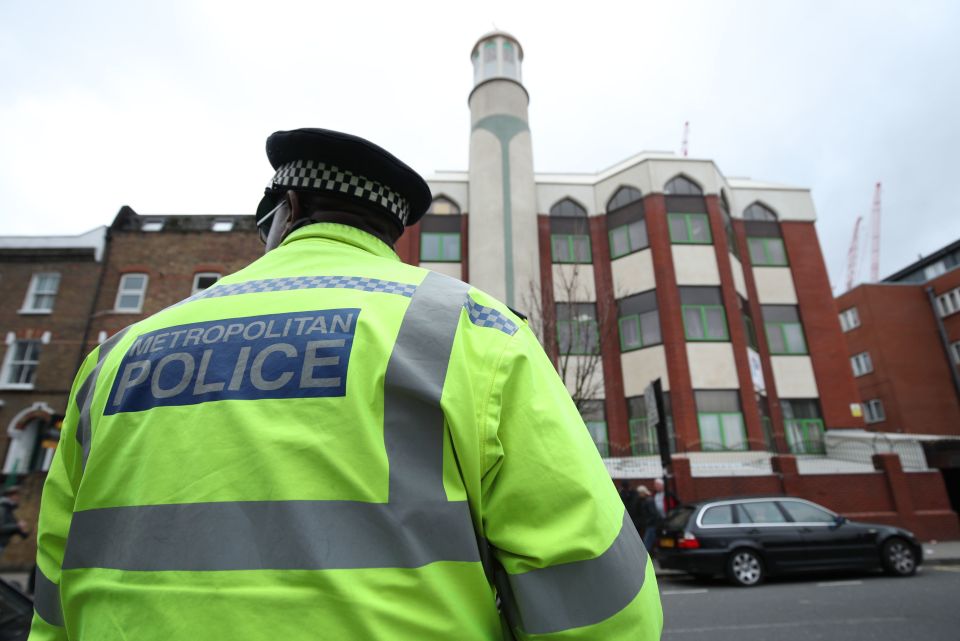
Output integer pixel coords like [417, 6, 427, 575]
[75, 327, 130, 469]
[33, 567, 64, 627]
[384, 272, 470, 502]
[507, 512, 649, 634]
[63, 500, 478, 571]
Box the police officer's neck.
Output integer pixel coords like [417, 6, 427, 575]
[295, 210, 400, 248]
[285, 191, 401, 248]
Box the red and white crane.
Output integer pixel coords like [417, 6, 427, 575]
[844, 182, 883, 291]
[846, 216, 864, 291]
[869, 182, 882, 283]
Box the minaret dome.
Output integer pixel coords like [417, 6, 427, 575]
[470, 31, 524, 92]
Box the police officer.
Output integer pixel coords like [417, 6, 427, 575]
[29, 129, 662, 640]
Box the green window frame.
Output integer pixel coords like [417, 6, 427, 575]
[747, 237, 788, 266]
[785, 418, 825, 454]
[551, 233, 592, 264]
[668, 213, 712, 244]
[420, 232, 461, 262]
[557, 318, 599, 355]
[608, 220, 648, 259]
[586, 421, 609, 457]
[628, 418, 658, 455]
[697, 412, 747, 451]
[765, 321, 807, 354]
[682, 304, 729, 341]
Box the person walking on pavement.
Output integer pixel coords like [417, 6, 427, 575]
[28, 128, 662, 640]
[634, 486, 660, 552]
[652, 478, 678, 524]
[0, 486, 30, 558]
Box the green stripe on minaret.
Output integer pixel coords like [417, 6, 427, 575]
[473, 114, 529, 307]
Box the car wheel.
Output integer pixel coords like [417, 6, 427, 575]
[881, 538, 917, 577]
[726, 548, 764, 587]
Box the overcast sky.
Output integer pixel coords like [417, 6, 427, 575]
[2, 0, 959, 290]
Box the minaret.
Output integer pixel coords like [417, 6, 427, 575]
[468, 31, 539, 310]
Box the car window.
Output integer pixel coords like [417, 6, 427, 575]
[779, 500, 835, 523]
[664, 506, 695, 530]
[700, 505, 734, 526]
[737, 501, 787, 524]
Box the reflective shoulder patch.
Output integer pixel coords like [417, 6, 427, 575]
[464, 298, 518, 336]
[105, 309, 359, 414]
[193, 275, 416, 301]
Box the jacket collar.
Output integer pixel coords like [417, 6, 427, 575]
[279, 222, 400, 262]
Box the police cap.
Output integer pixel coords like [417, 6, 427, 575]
[255, 128, 432, 232]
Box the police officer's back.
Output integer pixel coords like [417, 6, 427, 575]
[28, 129, 662, 640]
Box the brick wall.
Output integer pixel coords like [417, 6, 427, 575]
[0, 250, 104, 569]
[781, 222, 864, 429]
[86, 226, 261, 353]
[837, 282, 960, 435]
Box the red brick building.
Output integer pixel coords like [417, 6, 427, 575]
[83, 206, 260, 356]
[836, 239, 960, 516]
[0, 208, 259, 568]
[0, 227, 107, 567]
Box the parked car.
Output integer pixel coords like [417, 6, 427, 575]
[655, 496, 922, 587]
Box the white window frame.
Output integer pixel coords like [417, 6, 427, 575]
[191, 272, 221, 295]
[0, 339, 41, 390]
[924, 261, 947, 280]
[864, 399, 885, 423]
[114, 273, 149, 313]
[20, 272, 61, 314]
[839, 307, 860, 332]
[851, 351, 873, 377]
[936, 288, 960, 318]
[211, 220, 234, 232]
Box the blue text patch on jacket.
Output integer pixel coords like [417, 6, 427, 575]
[105, 309, 360, 414]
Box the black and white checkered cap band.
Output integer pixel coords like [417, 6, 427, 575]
[269, 160, 411, 226]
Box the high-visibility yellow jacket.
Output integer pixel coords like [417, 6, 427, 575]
[29, 223, 662, 640]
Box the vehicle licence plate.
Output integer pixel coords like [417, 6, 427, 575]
[659, 538, 675, 548]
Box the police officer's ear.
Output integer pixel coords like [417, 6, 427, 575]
[285, 190, 302, 223]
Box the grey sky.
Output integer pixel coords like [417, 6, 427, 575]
[2, 0, 958, 290]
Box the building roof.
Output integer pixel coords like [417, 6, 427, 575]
[110, 205, 256, 233]
[883, 237, 960, 283]
[0, 226, 107, 261]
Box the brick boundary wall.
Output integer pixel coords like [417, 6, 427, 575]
[620, 453, 959, 542]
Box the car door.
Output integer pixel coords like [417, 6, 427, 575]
[778, 499, 876, 569]
[734, 500, 806, 572]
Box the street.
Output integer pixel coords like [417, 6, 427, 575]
[659, 565, 960, 640]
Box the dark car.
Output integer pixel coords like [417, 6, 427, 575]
[654, 496, 922, 587]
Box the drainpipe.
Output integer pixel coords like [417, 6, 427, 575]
[75, 226, 112, 372]
[926, 286, 960, 405]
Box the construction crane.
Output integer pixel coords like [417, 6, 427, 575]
[845, 216, 863, 291]
[681, 121, 689, 157]
[869, 182, 882, 282]
[844, 182, 883, 291]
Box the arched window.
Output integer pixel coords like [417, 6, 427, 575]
[743, 202, 786, 266]
[549, 198, 587, 217]
[743, 202, 778, 221]
[606, 186, 643, 212]
[421, 196, 462, 262]
[606, 187, 648, 258]
[427, 196, 461, 215]
[664, 175, 703, 196]
[549, 198, 590, 263]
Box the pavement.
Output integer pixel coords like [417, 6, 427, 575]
[654, 539, 960, 577]
[659, 564, 960, 641]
